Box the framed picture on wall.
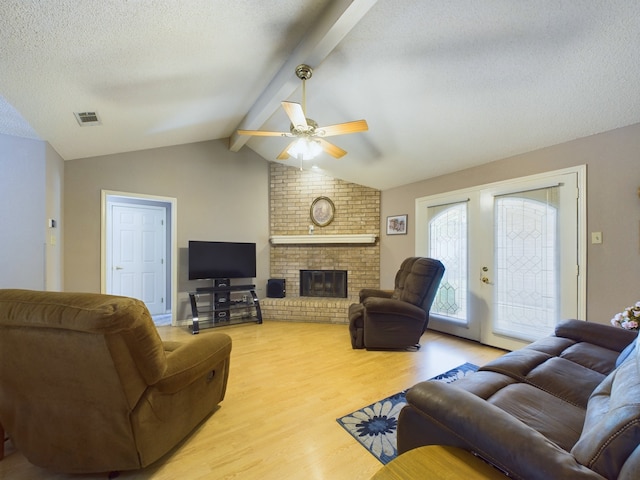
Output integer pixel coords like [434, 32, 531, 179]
[386, 214, 407, 235]
[310, 196, 335, 227]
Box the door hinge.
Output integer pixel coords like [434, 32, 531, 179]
[161, 258, 164, 264]
[161, 219, 164, 226]
[161, 297, 164, 303]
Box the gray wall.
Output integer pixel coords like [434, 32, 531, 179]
[64, 138, 269, 320]
[0, 133, 63, 290]
[9, 121, 639, 326]
[380, 122, 640, 325]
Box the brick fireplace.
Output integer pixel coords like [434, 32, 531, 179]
[260, 163, 380, 324]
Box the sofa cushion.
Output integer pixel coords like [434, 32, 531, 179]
[479, 348, 553, 379]
[526, 357, 606, 408]
[524, 335, 577, 356]
[489, 383, 586, 452]
[559, 342, 619, 375]
[450, 370, 517, 399]
[480, 338, 611, 408]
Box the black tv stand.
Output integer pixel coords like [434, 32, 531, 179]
[188, 283, 262, 334]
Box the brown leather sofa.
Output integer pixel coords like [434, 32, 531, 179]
[0, 289, 232, 474]
[398, 320, 640, 479]
[348, 257, 445, 350]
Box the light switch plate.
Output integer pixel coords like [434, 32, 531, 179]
[591, 232, 603, 244]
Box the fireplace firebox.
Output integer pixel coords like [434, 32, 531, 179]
[300, 270, 347, 298]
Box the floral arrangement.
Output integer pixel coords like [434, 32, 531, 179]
[611, 302, 640, 330]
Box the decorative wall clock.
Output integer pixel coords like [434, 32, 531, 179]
[310, 196, 335, 227]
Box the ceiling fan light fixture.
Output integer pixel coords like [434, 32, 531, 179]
[287, 137, 322, 160]
[237, 64, 368, 160]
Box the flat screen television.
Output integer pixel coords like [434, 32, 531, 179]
[188, 241, 256, 280]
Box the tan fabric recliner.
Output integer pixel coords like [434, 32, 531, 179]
[348, 257, 445, 350]
[0, 289, 232, 474]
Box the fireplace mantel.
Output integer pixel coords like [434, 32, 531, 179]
[270, 234, 377, 245]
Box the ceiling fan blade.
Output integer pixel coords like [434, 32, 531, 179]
[282, 101, 308, 128]
[318, 119, 368, 137]
[237, 129, 289, 137]
[276, 141, 296, 160]
[318, 138, 347, 159]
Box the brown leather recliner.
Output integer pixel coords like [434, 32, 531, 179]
[348, 257, 445, 350]
[0, 289, 232, 474]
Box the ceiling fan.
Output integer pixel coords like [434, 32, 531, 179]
[237, 64, 368, 160]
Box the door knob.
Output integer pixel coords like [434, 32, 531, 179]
[114, 266, 124, 270]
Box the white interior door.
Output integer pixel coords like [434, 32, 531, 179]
[108, 204, 166, 315]
[417, 168, 584, 350]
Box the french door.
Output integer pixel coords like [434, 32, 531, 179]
[416, 167, 585, 351]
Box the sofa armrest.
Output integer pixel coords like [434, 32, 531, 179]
[556, 319, 637, 352]
[359, 288, 394, 302]
[402, 381, 603, 479]
[154, 333, 232, 394]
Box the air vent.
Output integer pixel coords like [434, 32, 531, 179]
[74, 111, 101, 126]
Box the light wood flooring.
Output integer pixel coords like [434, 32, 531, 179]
[0, 321, 505, 480]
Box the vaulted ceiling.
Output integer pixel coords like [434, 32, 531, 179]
[1, 1, 639, 190]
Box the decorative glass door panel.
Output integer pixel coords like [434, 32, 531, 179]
[480, 174, 579, 349]
[428, 202, 468, 323]
[493, 188, 559, 341]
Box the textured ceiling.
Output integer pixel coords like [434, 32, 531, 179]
[1, 1, 639, 190]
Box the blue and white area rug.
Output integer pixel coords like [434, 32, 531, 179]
[337, 362, 478, 464]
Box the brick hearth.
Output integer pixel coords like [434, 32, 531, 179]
[260, 298, 353, 324]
